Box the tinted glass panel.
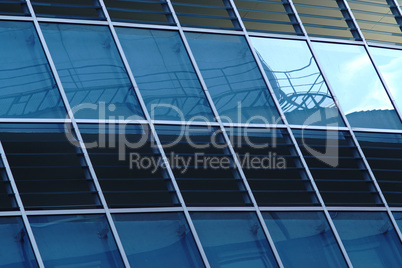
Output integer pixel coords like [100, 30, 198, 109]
[0, 0, 29, 16]
[79, 124, 178, 208]
[31, 0, 104, 20]
[251, 37, 344, 126]
[30, 214, 124, 267]
[116, 28, 215, 122]
[293, 129, 381, 206]
[186, 32, 281, 124]
[156, 125, 251, 206]
[171, 0, 240, 30]
[263, 212, 347, 267]
[355, 132, 402, 206]
[292, 0, 359, 40]
[104, 0, 174, 25]
[0, 21, 66, 119]
[113, 213, 204, 267]
[0, 124, 100, 210]
[370, 46, 402, 111]
[234, 0, 301, 35]
[41, 23, 144, 120]
[348, 0, 402, 45]
[312, 42, 401, 129]
[0, 157, 17, 211]
[227, 127, 318, 206]
[0, 217, 37, 267]
[191, 212, 278, 268]
[331, 212, 402, 267]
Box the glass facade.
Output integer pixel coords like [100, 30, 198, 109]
[1, 0, 402, 267]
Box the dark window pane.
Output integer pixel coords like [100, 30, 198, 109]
[227, 127, 319, 206]
[263, 212, 347, 267]
[191, 212, 278, 268]
[0, 157, 17, 211]
[234, 0, 301, 35]
[292, 0, 359, 40]
[0, 0, 29, 16]
[116, 28, 215, 122]
[156, 125, 251, 206]
[31, 0, 104, 20]
[186, 32, 281, 124]
[41, 23, 144, 120]
[0, 217, 37, 267]
[312, 42, 401, 129]
[113, 212, 204, 267]
[355, 132, 402, 206]
[0, 124, 100, 210]
[0, 21, 66, 119]
[104, 0, 174, 25]
[251, 37, 345, 127]
[171, 0, 241, 30]
[348, 0, 402, 46]
[79, 123, 179, 208]
[30, 214, 124, 267]
[331, 212, 402, 267]
[293, 129, 382, 206]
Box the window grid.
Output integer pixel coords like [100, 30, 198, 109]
[0, 0, 401, 266]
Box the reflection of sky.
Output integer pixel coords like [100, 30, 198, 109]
[312, 42, 394, 115]
[251, 37, 335, 110]
[370, 47, 402, 110]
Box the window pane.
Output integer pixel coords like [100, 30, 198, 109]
[156, 125, 251, 206]
[40, 23, 144, 120]
[227, 127, 319, 206]
[0, 124, 100, 210]
[191, 212, 278, 268]
[251, 37, 344, 127]
[116, 28, 215, 122]
[263, 212, 347, 267]
[331, 212, 402, 267]
[104, 0, 174, 25]
[312, 42, 401, 129]
[355, 132, 402, 206]
[30, 214, 124, 267]
[31, 0, 104, 20]
[171, 0, 240, 30]
[0, 0, 29, 16]
[113, 212, 204, 267]
[0, 156, 17, 211]
[234, 0, 301, 35]
[0, 21, 66, 119]
[293, 129, 381, 206]
[0, 217, 37, 267]
[186, 32, 281, 124]
[370, 46, 402, 111]
[79, 123, 179, 208]
[292, 0, 359, 40]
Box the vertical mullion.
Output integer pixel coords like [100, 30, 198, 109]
[24, 0, 131, 266]
[336, 0, 402, 247]
[97, 0, 212, 267]
[0, 142, 45, 267]
[166, 0, 285, 267]
[230, 0, 354, 266]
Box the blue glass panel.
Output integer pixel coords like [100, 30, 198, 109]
[29, 214, 124, 267]
[116, 27, 215, 122]
[312, 42, 401, 129]
[0, 21, 66, 118]
[331, 212, 402, 267]
[186, 32, 282, 124]
[370, 46, 402, 112]
[113, 213, 204, 267]
[191, 212, 278, 268]
[40, 23, 144, 120]
[251, 37, 344, 127]
[263, 212, 347, 267]
[0, 217, 37, 267]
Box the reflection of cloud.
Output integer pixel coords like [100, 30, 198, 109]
[377, 57, 402, 101]
[342, 55, 371, 81]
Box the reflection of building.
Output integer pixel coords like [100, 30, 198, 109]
[1, 0, 402, 267]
